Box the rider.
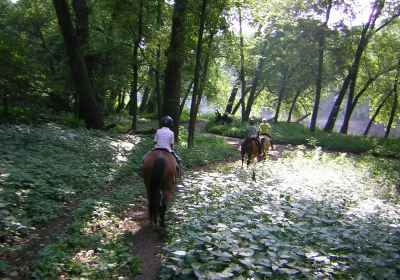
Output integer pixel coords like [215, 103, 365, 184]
[258, 117, 274, 150]
[153, 115, 181, 175]
[244, 117, 262, 155]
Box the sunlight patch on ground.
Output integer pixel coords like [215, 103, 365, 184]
[107, 135, 142, 164]
[160, 149, 400, 279]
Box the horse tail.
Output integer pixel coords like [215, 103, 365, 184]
[149, 157, 165, 222]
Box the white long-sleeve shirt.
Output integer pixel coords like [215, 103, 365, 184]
[154, 127, 174, 152]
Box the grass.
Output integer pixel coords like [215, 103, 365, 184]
[206, 118, 400, 158]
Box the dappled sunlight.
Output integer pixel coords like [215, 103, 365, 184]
[62, 202, 140, 278]
[160, 149, 400, 279]
[106, 135, 142, 164]
[0, 124, 147, 257]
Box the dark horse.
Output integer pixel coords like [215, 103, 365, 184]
[240, 138, 261, 168]
[142, 150, 178, 227]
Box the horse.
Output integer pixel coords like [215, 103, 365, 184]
[142, 149, 178, 228]
[240, 138, 261, 168]
[260, 136, 271, 159]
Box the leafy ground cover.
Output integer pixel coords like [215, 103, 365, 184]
[206, 119, 400, 158]
[160, 148, 400, 279]
[0, 122, 237, 278]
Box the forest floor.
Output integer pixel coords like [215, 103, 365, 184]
[5, 122, 397, 279]
[2, 121, 274, 279]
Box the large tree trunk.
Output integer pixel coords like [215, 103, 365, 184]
[72, 0, 95, 82]
[324, 0, 384, 133]
[363, 89, 393, 136]
[53, 0, 104, 129]
[384, 57, 400, 138]
[130, 0, 144, 133]
[162, 0, 188, 140]
[188, 0, 208, 147]
[310, 0, 332, 132]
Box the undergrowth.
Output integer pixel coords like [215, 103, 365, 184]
[206, 118, 400, 158]
[0, 118, 236, 278]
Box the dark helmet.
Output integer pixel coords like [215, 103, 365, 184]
[161, 115, 173, 127]
[249, 118, 255, 125]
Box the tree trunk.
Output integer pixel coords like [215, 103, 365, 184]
[180, 81, 193, 115]
[287, 88, 302, 122]
[155, 0, 163, 126]
[384, 57, 400, 138]
[139, 68, 154, 113]
[273, 92, 284, 123]
[162, 0, 188, 140]
[238, 6, 246, 122]
[116, 89, 126, 113]
[72, 0, 95, 82]
[53, 0, 104, 129]
[324, 0, 383, 133]
[310, 0, 332, 132]
[231, 86, 250, 115]
[225, 78, 240, 114]
[188, 0, 208, 147]
[243, 55, 266, 121]
[72, 0, 89, 46]
[363, 89, 393, 136]
[130, 0, 144, 133]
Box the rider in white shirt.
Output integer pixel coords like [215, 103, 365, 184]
[152, 116, 181, 174]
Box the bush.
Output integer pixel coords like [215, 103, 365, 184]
[206, 120, 400, 158]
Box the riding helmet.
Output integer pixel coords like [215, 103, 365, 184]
[161, 115, 173, 127]
[249, 117, 255, 124]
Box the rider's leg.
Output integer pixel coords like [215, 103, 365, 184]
[170, 150, 181, 176]
[266, 133, 274, 149]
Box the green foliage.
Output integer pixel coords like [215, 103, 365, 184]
[0, 124, 145, 243]
[160, 149, 400, 279]
[206, 120, 400, 158]
[0, 120, 237, 277]
[176, 128, 237, 168]
[29, 198, 142, 279]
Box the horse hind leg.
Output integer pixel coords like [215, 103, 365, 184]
[160, 190, 171, 228]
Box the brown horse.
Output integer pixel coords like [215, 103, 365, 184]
[240, 138, 261, 168]
[142, 150, 178, 227]
[260, 136, 271, 159]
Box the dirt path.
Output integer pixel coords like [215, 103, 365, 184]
[128, 204, 162, 280]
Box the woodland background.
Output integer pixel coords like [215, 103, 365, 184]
[1, 0, 399, 142]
